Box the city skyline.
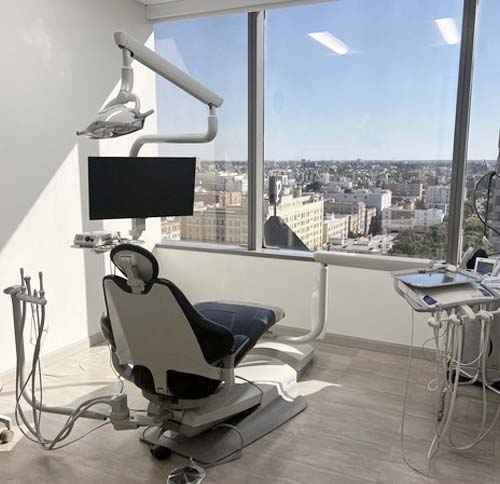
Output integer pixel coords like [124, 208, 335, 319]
[161, 158, 462, 257]
[154, 0, 500, 162]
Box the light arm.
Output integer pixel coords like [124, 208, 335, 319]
[115, 32, 225, 240]
[129, 105, 218, 157]
[114, 32, 223, 108]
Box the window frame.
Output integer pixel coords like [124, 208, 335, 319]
[156, 0, 479, 266]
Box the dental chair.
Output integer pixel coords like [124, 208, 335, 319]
[101, 244, 307, 463]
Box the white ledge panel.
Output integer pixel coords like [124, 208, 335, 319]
[146, 0, 335, 21]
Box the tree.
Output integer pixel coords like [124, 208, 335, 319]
[392, 224, 447, 259]
[393, 215, 488, 260]
[462, 216, 487, 251]
[463, 199, 475, 219]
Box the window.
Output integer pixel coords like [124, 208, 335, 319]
[461, 0, 500, 257]
[154, 14, 248, 245]
[154, 1, 489, 264]
[263, 0, 464, 258]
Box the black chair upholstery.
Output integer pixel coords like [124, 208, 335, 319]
[102, 244, 279, 400]
[194, 302, 278, 357]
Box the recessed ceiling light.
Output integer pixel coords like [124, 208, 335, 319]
[308, 31, 349, 55]
[435, 18, 460, 45]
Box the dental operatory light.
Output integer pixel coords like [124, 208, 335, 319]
[77, 32, 223, 142]
[77, 48, 153, 139]
[77, 104, 154, 140]
[76, 31, 224, 240]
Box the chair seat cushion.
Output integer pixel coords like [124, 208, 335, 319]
[194, 301, 283, 361]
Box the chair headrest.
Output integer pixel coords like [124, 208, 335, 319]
[110, 244, 159, 293]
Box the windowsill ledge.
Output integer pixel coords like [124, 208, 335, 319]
[155, 241, 315, 261]
[155, 241, 434, 266]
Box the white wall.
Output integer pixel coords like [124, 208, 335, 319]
[0, 0, 160, 374]
[154, 249, 430, 347]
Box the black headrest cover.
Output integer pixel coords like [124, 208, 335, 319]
[110, 244, 159, 283]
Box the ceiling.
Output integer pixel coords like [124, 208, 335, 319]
[134, 0, 178, 5]
[134, 0, 331, 21]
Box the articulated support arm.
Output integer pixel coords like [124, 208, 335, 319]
[114, 31, 223, 152]
[129, 105, 218, 157]
[111, 32, 224, 240]
[276, 263, 328, 344]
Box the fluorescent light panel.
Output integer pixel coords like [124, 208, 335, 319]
[308, 31, 349, 55]
[435, 17, 460, 45]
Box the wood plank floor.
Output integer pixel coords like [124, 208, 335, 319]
[1, 341, 499, 484]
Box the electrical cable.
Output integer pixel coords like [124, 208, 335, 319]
[473, 170, 500, 241]
[427, 318, 463, 461]
[401, 308, 500, 475]
[142, 377, 257, 471]
[447, 320, 489, 451]
[236, 375, 265, 400]
[444, 318, 500, 451]
[400, 310, 434, 477]
[190, 423, 245, 469]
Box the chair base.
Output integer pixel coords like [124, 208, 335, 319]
[252, 341, 314, 378]
[143, 350, 308, 462]
[145, 394, 307, 465]
[164, 352, 302, 436]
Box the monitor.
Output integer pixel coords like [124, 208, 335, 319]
[88, 157, 196, 220]
[474, 257, 498, 276]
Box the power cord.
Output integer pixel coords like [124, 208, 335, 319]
[400, 310, 434, 477]
[401, 308, 500, 476]
[143, 376, 263, 480]
[140, 420, 245, 469]
[190, 423, 245, 469]
[473, 170, 500, 244]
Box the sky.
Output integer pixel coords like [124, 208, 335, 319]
[154, 0, 500, 162]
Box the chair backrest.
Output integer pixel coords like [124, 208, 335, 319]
[103, 244, 234, 397]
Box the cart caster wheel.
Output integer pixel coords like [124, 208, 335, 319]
[0, 429, 14, 444]
[150, 445, 172, 460]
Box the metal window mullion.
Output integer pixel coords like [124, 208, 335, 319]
[248, 11, 265, 251]
[446, 0, 479, 264]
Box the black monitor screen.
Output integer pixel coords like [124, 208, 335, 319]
[88, 157, 196, 220]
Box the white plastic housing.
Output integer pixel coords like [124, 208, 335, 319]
[114, 31, 223, 108]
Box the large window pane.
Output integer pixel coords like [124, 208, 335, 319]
[461, 0, 500, 261]
[154, 15, 248, 245]
[264, 0, 463, 257]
